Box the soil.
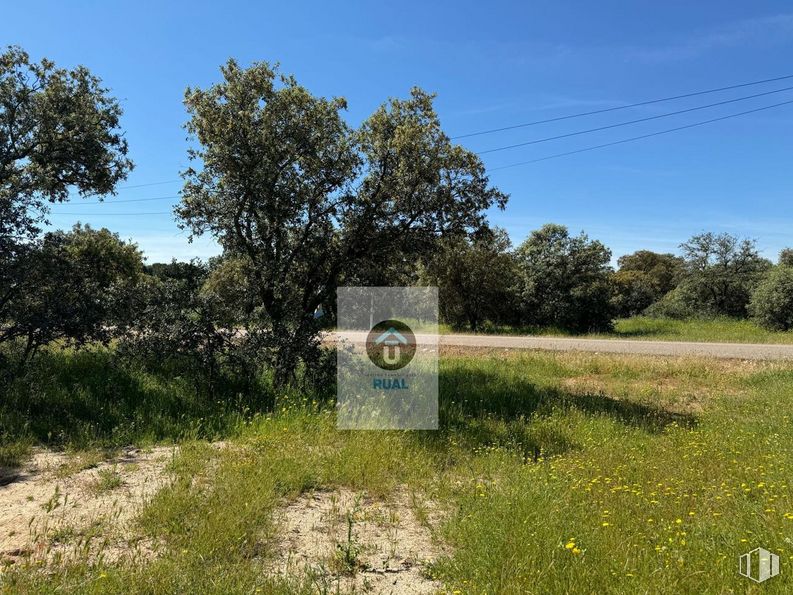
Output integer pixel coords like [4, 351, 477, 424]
[268, 487, 447, 594]
[0, 446, 175, 566]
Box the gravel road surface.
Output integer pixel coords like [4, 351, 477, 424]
[333, 331, 793, 361]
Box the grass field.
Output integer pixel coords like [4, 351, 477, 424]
[443, 316, 793, 344]
[3, 347, 793, 592]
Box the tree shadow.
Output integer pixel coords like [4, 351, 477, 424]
[0, 348, 274, 450]
[412, 365, 698, 460]
[440, 365, 695, 430]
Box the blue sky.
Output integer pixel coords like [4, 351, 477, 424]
[4, 1, 793, 263]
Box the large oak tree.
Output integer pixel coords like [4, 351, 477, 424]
[177, 59, 507, 385]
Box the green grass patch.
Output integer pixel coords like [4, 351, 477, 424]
[443, 315, 793, 344]
[3, 350, 793, 592]
[606, 316, 793, 343]
[0, 345, 275, 462]
[90, 468, 124, 493]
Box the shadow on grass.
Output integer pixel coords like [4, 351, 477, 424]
[440, 365, 696, 431]
[426, 364, 697, 460]
[1, 345, 698, 471]
[0, 347, 274, 451]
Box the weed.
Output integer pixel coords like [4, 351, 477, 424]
[333, 496, 363, 575]
[92, 467, 124, 493]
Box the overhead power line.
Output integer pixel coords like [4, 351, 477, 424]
[453, 73, 793, 139]
[116, 180, 180, 189]
[50, 211, 173, 216]
[66, 180, 181, 198]
[488, 97, 793, 171]
[61, 194, 180, 205]
[477, 85, 793, 155]
[48, 76, 793, 192]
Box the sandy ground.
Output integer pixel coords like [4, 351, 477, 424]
[0, 446, 175, 566]
[1, 448, 447, 593]
[269, 487, 446, 594]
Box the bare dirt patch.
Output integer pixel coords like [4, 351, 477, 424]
[268, 487, 447, 594]
[0, 446, 175, 566]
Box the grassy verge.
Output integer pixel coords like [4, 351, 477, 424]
[442, 316, 793, 344]
[606, 316, 793, 343]
[3, 349, 793, 592]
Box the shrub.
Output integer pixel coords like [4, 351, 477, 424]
[611, 251, 685, 317]
[117, 275, 247, 398]
[749, 266, 793, 331]
[643, 284, 702, 319]
[611, 270, 660, 318]
[0, 225, 143, 367]
[420, 228, 518, 331]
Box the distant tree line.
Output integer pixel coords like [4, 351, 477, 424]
[421, 225, 793, 333]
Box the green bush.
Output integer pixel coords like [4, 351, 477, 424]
[514, 224, 614, 332]
[749, 266, 793, 331]
[643, 283, 702, 319]
[611, 251, 685, 317]
[611, 270, 659, 318]
[420, 228, 518, 331]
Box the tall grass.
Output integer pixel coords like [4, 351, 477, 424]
[0, 345, 275, 457]
[608, 315, 793, 343]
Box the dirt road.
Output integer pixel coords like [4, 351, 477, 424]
[333, 331, 793, 361]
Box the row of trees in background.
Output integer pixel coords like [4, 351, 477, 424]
[3, 45, 793, 392]
[423, 225, 793, 333]
[7, 218, 789, 391]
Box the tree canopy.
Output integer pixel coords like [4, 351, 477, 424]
[514, 224, 613, 332]
[679, 232, 770, 317]
[612, 250, 685, 317]
[0, 46, 132, 251]
[420, 228, 517, 331]
[176, 59, 507, 384]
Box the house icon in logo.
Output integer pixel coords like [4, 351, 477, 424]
[739, 547, 780, 583]
[374, 327, 408, 366]
[365, 320, 417, 370]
